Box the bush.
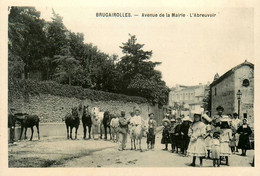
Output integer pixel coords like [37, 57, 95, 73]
[8, 78, 147, 104]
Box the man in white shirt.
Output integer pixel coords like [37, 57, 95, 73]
[231, 113, 241, 130]
[131, 107, 143, 126]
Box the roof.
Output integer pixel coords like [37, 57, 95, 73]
[210, 60, 254, 87]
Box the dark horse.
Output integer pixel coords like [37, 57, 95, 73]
[15, 113, 40, 141]
[82, 105, 92, 139]
[65, 107, 80, 139]
[101, 111, 112, 140]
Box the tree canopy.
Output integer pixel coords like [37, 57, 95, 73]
[8, 7, 169, 106]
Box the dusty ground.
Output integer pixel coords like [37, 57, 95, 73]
[8, 133, 254, 168]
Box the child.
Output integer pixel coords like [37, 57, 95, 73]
[180, 116, 192, 156]
[187, 111, 207, 167]
[202, 114, 213, 159]
[161, 118, 171, 150]
[211, 130, 221, 167]
[174, 117, 182, 153]
[110, 114, 119, 143]
[229, 130, 237, 153]
[147, 113, 157, 150]
[169, 119, 176, 153]
[219, 117, 232, 166]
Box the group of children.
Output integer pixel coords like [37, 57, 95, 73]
[161, 106, 252, 167]
[161, 116, 193, 156]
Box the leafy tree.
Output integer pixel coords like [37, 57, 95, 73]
[202, 85, 211, 114]
[8, 7, 47, 79]
[118, 34, 169, 105]
[53, 46, 79, 85]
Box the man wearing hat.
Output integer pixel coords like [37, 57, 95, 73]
[118, 111, 129, 151]
[212, 106, 225, 128]
[8, 107, 16, 144]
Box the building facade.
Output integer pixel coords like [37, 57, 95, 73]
[210, 60, 254, 125]
[168, 83, 209, 113]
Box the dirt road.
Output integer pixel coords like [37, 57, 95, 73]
[8, 131, 254, 167]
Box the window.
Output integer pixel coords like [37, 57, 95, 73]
[242, 79, 250, 87]
[243, 113, 247, 119]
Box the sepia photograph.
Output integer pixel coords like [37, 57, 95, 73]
[1, 0, 259, 175]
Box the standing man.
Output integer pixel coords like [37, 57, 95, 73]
[8, 107, 16, 144]
[118, 111, 129, 151]
[212, 106, 225, 128]
[131, 107, 142, 126]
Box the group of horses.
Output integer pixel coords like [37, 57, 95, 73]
[65, 105, 149, 151]
[64, 105, 113, 140]
[12, 105, 149, 152]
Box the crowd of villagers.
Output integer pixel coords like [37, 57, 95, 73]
[161, 106, 253, 167]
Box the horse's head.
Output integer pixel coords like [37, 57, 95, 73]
[91, 107, 100, 121]
[83, 105, 89, 114]
[72, 107, 79, 118]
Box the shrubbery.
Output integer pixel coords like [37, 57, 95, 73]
[8, 78, 147, 104]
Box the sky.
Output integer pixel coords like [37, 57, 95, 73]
[35, 5, 254, 88]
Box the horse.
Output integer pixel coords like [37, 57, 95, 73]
[64, 107, 80, 140]
[91, 107, 104, 140]
[82, 105, 92, 139]
[101, 111, 112, 140]
[14, 113, 40, 141]
[129, 119, 148, 152]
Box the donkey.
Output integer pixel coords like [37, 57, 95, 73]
[15, 113, 40, 141]
[82, 105, 92, 139]
[64, 107, 80, 140]
[129, 120, 148, 152]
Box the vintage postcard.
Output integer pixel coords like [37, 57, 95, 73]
[0, 0, 259, 176]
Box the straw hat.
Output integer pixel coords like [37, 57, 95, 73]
[170, 119, 176, 122]
[191, 110, 202, 116]
[220, 115, 231, 122]
[162, 118, 171, 126]
[182, 116, 193, 122]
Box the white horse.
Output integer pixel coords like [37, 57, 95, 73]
[91, 107, 104, 140]
[129, 119, 148, 152]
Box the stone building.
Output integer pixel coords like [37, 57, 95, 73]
[168, 83, 209, 113]
[210, 60, 254, 125]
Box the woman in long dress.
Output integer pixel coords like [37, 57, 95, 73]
[187, 112, 207, 167]
[237, 118, 252, 156]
